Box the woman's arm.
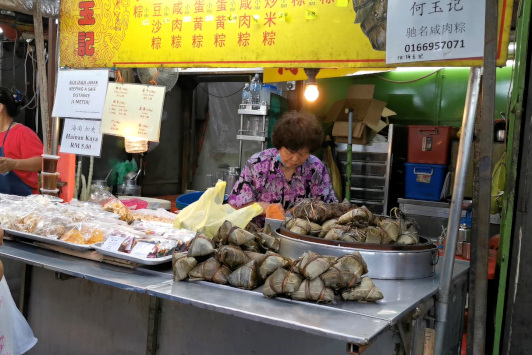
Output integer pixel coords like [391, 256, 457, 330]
[0, 156, 42, 174]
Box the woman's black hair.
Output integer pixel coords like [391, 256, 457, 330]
[0, 88, 20, 117]
[271, 110, 324, 152]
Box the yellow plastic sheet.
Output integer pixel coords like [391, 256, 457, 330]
[174, 181, 263, 238]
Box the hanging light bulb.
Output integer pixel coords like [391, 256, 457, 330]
[124, 137, 149, 153]
[304, 68, 320, 102]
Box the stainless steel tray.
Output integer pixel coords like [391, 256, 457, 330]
[3, 228, 93, 251]
[92, 243, 173, 265]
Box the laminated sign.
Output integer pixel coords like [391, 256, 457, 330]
[386, 0, 486, 64]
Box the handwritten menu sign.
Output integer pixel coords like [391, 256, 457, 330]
[60, 118, 103, 157]
[52, 69, 109, 119]
[386, 0, 485, 64]
[101, 83, 165, 142]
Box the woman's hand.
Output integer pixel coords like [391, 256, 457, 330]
[0, 157, 16, 174]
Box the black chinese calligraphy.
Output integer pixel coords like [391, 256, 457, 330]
[353, 0, 387, 51]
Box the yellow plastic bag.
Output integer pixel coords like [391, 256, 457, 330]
[174, 180, 263, 237]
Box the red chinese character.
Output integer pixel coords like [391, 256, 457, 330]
[153, 3, 162, 16]
[264, 12, 276, 27]
[239, 14, 250, 28]
[195, 0, 204, 12]
[216, 15, 226, 29]
[152, 37, 162, 49]
[152, 19, 162, 33]
[237, 32, 250, 46]
[173, 2, 183, 14]
[262, 30, 275, 46]
[214, 33, 226, 47]
[172, 18, 183, 31]
[278, 68, 299, 75]
[240, 0, 251, 9]
[194, 17, 203, 30]
[78, 1, 95, 26]
[265, 0, 278, 7]
[319, 0, 333, 3]
[192, 34, 204, 48]
[171, 35, 182, 48]
[292, 0, 304, 5]
[78, 31, 95, 56]
[216, 0, 227, 11]
[134, 5, 144, 18]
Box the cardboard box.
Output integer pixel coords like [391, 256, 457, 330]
[327, 85, 395, 144]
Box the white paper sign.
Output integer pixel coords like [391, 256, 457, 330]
[52, 69, 109, 119]
[101, 83, 165, 142]
[60, 119, 103, 156]
[130, 242, 156, 258]
[100, 235, 126, 252]
[386, 0, 485, 64]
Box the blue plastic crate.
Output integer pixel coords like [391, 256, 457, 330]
[404, 163, 447, 201]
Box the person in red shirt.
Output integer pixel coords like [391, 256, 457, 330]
[0, 88, 43, 196]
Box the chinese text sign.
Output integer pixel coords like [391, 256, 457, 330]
[386, 0, 485, 64]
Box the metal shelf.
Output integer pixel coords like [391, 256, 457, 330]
[236, 135, 267, 142]
[238, 104, 268, 116]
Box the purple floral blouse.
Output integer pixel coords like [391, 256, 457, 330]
[228, 148, 338, 209]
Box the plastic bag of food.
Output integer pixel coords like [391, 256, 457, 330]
[173, 181, 262, 238]
[131, 208, 177, 224]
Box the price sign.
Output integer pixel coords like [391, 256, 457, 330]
[52, 69, 109, 119]
[60, 119, 103, 156]
[386, 0, 485, 64]
[130, 242, 156, 258]
[100, 235, 126, 252]
[100, 83, 165, 142]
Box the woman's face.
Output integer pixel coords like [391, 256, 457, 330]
[278, 147, 310, 169]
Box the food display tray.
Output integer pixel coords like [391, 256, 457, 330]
[3, 228, 94, 251]
[92, 243, 173, 265]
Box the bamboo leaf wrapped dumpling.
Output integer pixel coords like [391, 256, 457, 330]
[318, 218, 339, 238]
[213, 220, 233, 246]
[338, 206, 373, 225]
[258, 232, 280, 252]
[172, 252, 197, 281]
[337, 253, 368, 277]
[291, 278, 335, 304]
[259, 252, 291, 280]
[212, 265, 232, 285]
[263, 267, 304, 297]
[227, 260, 260, 290]
[377, 217, 400, 243]
[296, 251, 337, 280]
[320, 266, 361, 289]
[341, 277, 384, 302]
[187, 234, 215, 257]
[227, 227, 256, 246]
[244, 251, 268, 264]
[364, 226, 384, 244]
[188, 257, 222, 281]
[215, 245, 249, 270]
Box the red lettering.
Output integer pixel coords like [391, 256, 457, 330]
[173, 2, 183, 14]
[216, 0, 227, 11]
[216, 15, 226, 29]
[194, 17, 203, 30]
[78, 1, 95, 26]
[237, 32, 250, 47]
[264, 12, 276, 27]
[153, 3, 162, 16]
[195, 0, 205, 12]
[240, 0, 251, 10]
[192, 34, 204, 48]
[265, 0, 278, 7]
[214, 33, 226, 47]
[262, 30, 276, 46]
[239, 14, 250, 28]
[172, 18, 183, 31]
[77, 31, 95, 56]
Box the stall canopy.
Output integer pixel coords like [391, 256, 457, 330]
[59, 0, 514, 69]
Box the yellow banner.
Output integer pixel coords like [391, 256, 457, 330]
[60, 0, 513, 68]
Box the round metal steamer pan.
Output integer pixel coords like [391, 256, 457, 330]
[276, 226, 438, 280]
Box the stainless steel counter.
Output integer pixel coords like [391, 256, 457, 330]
[0, 240, 469, 348]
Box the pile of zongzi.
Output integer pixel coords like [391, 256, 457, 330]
[173, 220, 384, 304]
[285, 199, 420, 245]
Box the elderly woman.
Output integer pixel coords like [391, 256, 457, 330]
[228, 111, 338, 214]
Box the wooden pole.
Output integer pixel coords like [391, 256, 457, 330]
[33, 0, 51, 154]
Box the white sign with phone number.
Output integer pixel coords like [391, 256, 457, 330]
[386, 0, 485, 64]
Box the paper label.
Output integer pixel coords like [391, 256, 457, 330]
[52, 69, 109, 119]
[130, 242, 155, 258]
[60, 118, 103, 156]
[422, 137, 433, 151]
[417, 174, 432, 184]
[386, 0, 486, 64]
[100, 235, 126, 252]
